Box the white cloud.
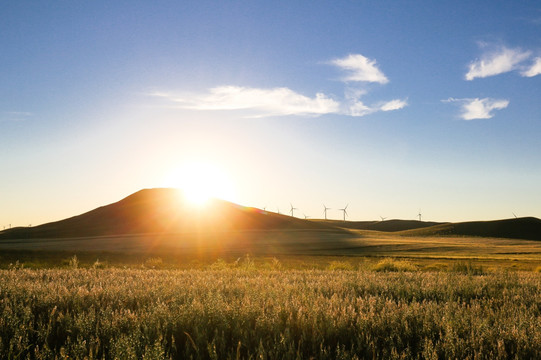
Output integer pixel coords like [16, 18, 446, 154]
[379, 99, 408, 112]
[521, 57, 541, 77]
[150, 54, 408, 118]
[342, 83, 407, 117]
[444, 97, 509, 120]
[330, 54, 389, 84]
[347, 98, 407, 117]
[152, 86, 407, 118]
[152, 86, 341, 117]
[348, 100, 374, 117]
[465, 47, 531, 80]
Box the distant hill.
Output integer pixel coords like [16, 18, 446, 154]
[314, 217, 541, 241]
[2, 189, 539, 242]
[0, 188, 343, 240]
[314, 219, 445, 232]
[399, 217, 541, 241]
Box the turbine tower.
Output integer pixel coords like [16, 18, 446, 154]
[417, 209, 422, 222]
[290, 203, 298, 217]
[339, 204, 349, 221]
[323, 204, 330, 220]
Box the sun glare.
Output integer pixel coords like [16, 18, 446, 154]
[162, 161, 236, 207]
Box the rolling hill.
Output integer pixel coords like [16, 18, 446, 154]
[0, 188, 343, 240]
[318, 217, 541, 241]
[398, 217, 541, 241]
[1, 189, 539, 244]
[315, 219, 445, 232]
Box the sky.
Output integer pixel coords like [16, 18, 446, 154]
[2, 1, 541, 226]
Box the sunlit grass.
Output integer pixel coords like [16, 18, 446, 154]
[372, 258, 417, 272]
[1, 267, 540, 359]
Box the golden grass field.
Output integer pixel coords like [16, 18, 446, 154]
[2, 225, 541, 359]
[2, 261, 541, 359]
[1, 190, 540, 358]
[1, 229, 541, 271]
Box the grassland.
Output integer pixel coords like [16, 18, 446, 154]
[2, 196, 541, 359]
[1, 263, 540, 359]
[2, 229, 541, 271]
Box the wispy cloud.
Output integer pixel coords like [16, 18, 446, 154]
[348, 98, 407, 117]
[330, 54, 389, 84]
[443, 97, 509, 120]
[343, 83, 407, 116]
[521, 57, 541, 77]
[379, 99, 408, 112]
[1, 111, 32, 122]
[152, 86, 407, 118]
[151, 86, 340, 117]
[465, 46, 531, 80]
[150, 53, 407, 118]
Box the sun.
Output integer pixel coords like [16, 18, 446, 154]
[162, 161, 236, 207]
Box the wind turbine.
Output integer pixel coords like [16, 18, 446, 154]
[417, 209, 422, 222]
[380, 216, 387, 222]
[290, 203, 298, 217]
[323, 204, 330, 220]
[339, 204, 349, 221]
[303, 214, 310, 219]
[512, 212, 518, 218]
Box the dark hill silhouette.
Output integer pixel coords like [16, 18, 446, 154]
[314, 219, 445, 232]
[0, 188, 343, 240]
[398, 217, 541, 241]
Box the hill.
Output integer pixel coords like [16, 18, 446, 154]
[0, 188, 343, 240]
[315, 219, 445, 232]
[399, 217, 541, 241]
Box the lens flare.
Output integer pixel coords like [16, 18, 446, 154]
[162, 161, 236, 207]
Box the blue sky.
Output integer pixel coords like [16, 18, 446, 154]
[2, 1, 541, 226]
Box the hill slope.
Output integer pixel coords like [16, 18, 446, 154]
[315, 219, 445, 232]
[0, 188, 342, 240]
[399, 217, 541, 241]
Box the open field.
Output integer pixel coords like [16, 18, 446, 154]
[2, 231, 541, 359]
[1, 267, 541, 359]
[2, 229, 541, 270]
[2, 190, 541, 358]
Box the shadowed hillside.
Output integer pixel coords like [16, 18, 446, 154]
[315, 219, 445, 232]
[399, 217, 541, 241]
[0, 188, 343, 240]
